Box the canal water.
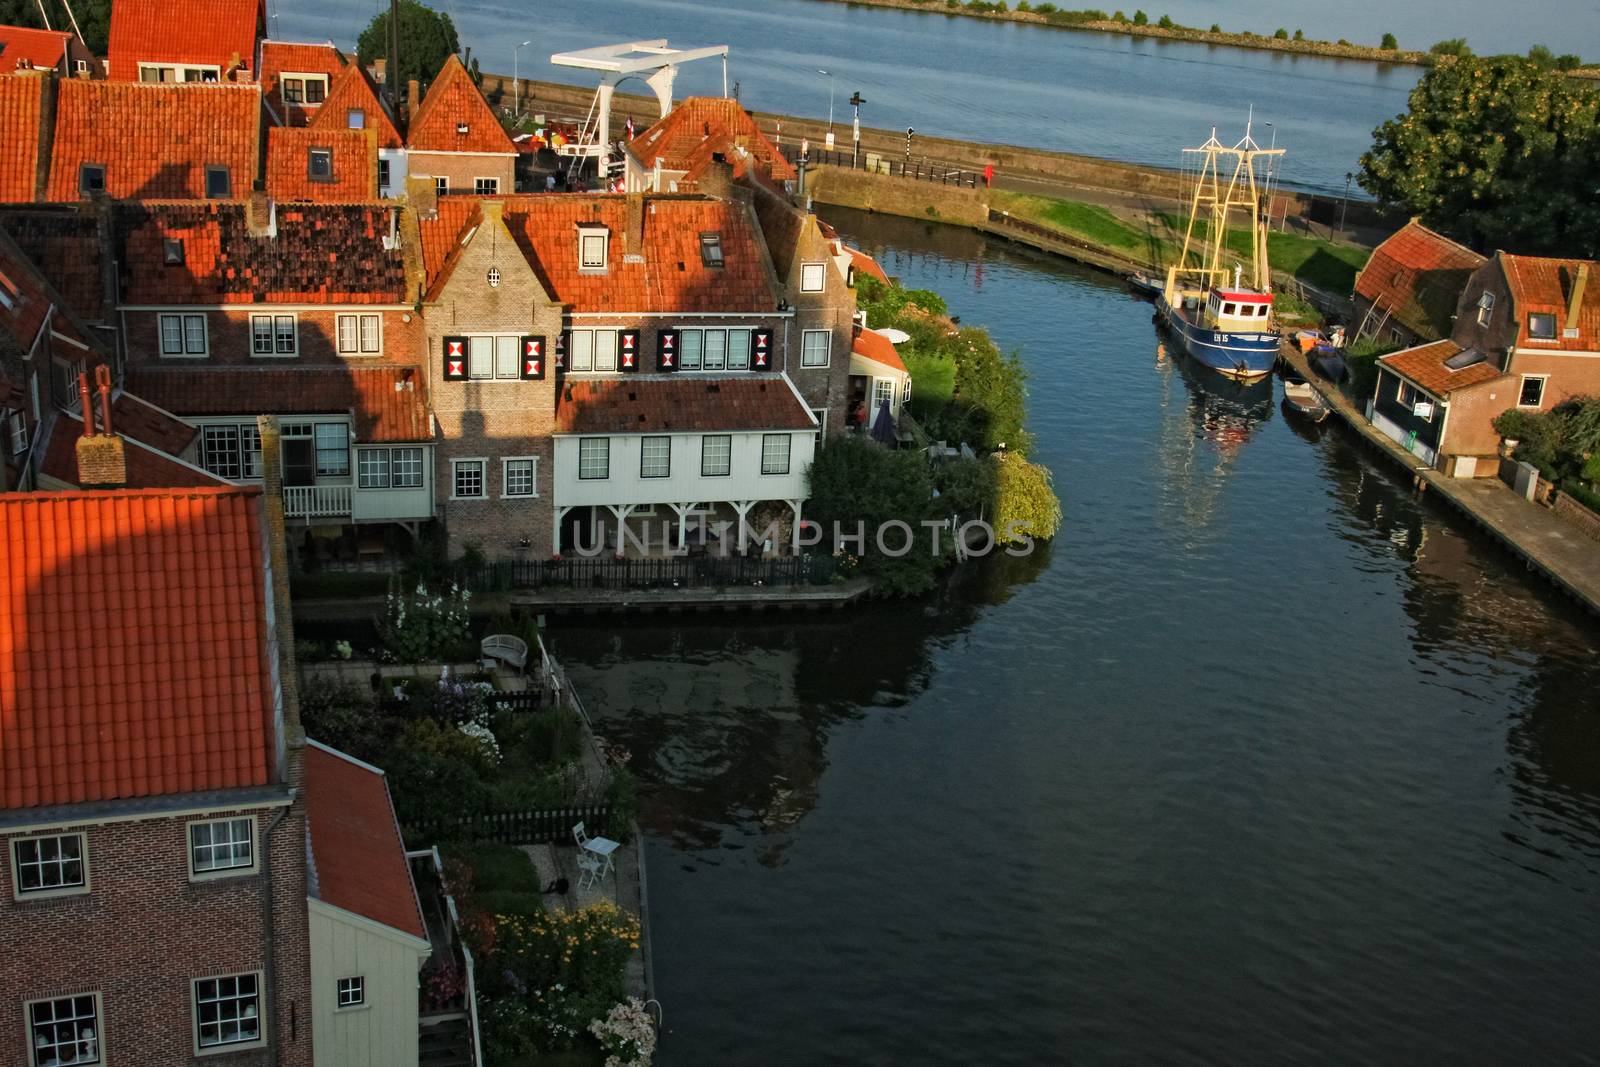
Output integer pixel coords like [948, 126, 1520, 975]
[547, 208, 1600, 1064]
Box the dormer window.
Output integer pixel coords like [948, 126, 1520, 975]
[204, 165, 230, 199]
[308, 148, 334, 183]
[347, 108, 366, 129]
[700, 233, 724, 268]
[163, 239, 185, 266]
[1528, 312, 1557, 340]
[281, 74, 328, 105]
[578, 225, 609, 273]
[1477, 291, 1495, 327]
[79, 163, 105, 196]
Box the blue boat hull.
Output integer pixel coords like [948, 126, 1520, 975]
[1158, 298, 1279, 381]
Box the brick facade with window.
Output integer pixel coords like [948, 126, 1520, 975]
[122, 307, 423, 366]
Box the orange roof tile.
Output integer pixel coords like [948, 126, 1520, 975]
[0, 73, 46, 201]
[309, 63, 401, 149]
[46, 80, 261, 201]
[1379, 339, 1506, 397]
[266, 127, 377, 203]
[846, 246, 888, 284]
[0, 25, 71, 72]
[852, 326, 905, 372]
[107, 0, 263, 82]
[38, 411, 222, 488]
[124, 365, 432, 442]
[0, 208, 109, 320]
[115, 202, 406, 304]
[1501, 253, 1600, 352]
[418, 195, 779, 312]
[555, 376, 814, 434]
[259, 40, 343, 123]
[0, 486, 277, 810]
[1354, 220, 1485, 341]
[305, 742, 427, 940]
[630, 97, 795, 184]
[406, 54, 514, 155]
[0, 228, 52, 355]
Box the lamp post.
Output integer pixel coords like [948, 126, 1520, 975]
[513, 40, 531, 120]
[1339, 171, 1353, 239]
[818, 69, 834, 134]
[1262, 122, 1277, 231]
[849, 91, 864, 169]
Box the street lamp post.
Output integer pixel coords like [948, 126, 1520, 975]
[513, 40, 531, 121]
[1339, 171, 1353, 239]
[818, 69, 835, 134]
[849, 91, 864, 169]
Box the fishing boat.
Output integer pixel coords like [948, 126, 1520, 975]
[1156, 124, 1286, 382]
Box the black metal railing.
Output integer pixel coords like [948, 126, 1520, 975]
[781, 143, 981, 188]
[405, 803, 616, 847]
[463, 553, 838, 592]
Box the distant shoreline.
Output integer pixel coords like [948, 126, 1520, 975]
[815, 0, 1600, 78]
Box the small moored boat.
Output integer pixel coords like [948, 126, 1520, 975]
[1281, 373, 1329, 422]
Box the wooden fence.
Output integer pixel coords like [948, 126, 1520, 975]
[405, 803, 616, 847]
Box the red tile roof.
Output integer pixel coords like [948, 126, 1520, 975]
[555, 375, 814, 434]
[1353, 220, 1485, 341]
[304, 742, 427, 940]
[851, 326, 905, 373]
[266, 127, 377, 203]
[259, 40, 343, 123]
[1501, 254, 1600, 352]
[406, 55, 513, 155]
[38, 412, 222, 488]
[418, 195, 779, 312]
[0, 73, 46, 201]
[846, 246, 888, 284]
[0, 486, 277, 810]
[124, 365, 432, 442]
[107, 0, 263, 82]
[115, 202, 406, 304]
[46, 80, 261, 201]
[0, 208, 109, 320]
[0, 25, 70, 72]
[1379, 339, 1506, 397]
[630, 97, 795, 184]
[309, 63, 401, 150]
[0, 229, 52, 355]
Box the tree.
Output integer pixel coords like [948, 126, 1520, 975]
[991, 452, 1062, 544]
[1273, 27, 1288, 39]
[1157, 14, 1174, 29]
[806, 436, 940, 595]
[1293, 29, 1304, 41]
[356, 0, 460, 95]
[0, 0, 112, 52]
[1380, 32, 1398, 50]
[1360, 56, 1600, 257]
[1131, 9, 1148, 25]
[1428, 37, 1473, 57]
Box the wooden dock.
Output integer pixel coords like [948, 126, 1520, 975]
[1280, 344, 1600, 618]
[509, 578, 874, 615]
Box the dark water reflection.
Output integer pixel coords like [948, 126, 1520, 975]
[548, 209, 1600, 1063]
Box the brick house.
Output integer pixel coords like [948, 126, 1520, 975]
[107, 0, 264, 82]
[405, 56, 515, 197]
[622, 95, 796, 194]
[308, 64, 405, 198]
[0, 483, 317, 1067]
[1351, 219, 1486, 349]
[0, 24, 99, 78]
[1369, 253, 1599, 477]
[259, 40, 343, 127]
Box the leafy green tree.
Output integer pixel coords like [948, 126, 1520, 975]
[992, 452, 1062, 543]
[1157, 14, 1174, 29]
[1293, 29, 1304, 41]
[0, 0, 111, 53]
[946, 328, 1032, 454]
[356, 0, 460, 94]
[806, 436, 939, 595]
[1209, 23, 1221, 32]
[1131, 9, 1148, 24]
[1360, 56, 1600, 257]
[1380, 32, 1398, 49]
[1429, 37, 1473, 57]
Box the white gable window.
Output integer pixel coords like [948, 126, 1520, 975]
[800, 262, 826, 292]
[281, 73, 329, 105]
[337, 976, 366, 1009]
[188, 816, 255, 879]
[578, 225, 609, 273]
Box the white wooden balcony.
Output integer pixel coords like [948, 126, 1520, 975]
[284, 484, 353, 520]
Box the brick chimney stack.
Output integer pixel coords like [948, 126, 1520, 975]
[699, 153, 734, 201]
[255, 415, 307, 771]
[624, 192, 644, 258]
[74, 368, 126, 488]
[407, 78, 421, 122]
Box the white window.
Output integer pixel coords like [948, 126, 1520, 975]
[200, 424, 261, 480]
[337, 313, 382, 355]
[703, 329, 727, 371]
[337, 976, 365, 1009]
[357, 448, 389, 488]
[11, 833, 88, 897]
[435, 176, 449, 195]
[569, 329, 594, 372]
[314, 423, 350, 476]
[679, 329, 703, 370]
[701, 434, 731, 477]
[160, 313, 207, 357]
[495, 335, 518, 379]
[800, 262, 826, 292]
[6, 408, 27, 457]
[802, 329, 830, 367]
[467, 335, 524, 379]
[640, 436, 671, 478]
[250, 313, 296, 357]
[27, 993, 101, 1066]
[360, 446, 425, 489]
[727, 329, 751, 370]
[902, 378, 913, 403]
[1519, 375, 1547, 408]
[503, 457, 537, 497]
[468, 336, 493, 379]
[140, 62, 219, 82]
[392, 447, 424, 488]
[194, 973, 262, 1051]
[578, 437, 610, 480]
[593, 330, 617, 372]
[873, 378, 895, 412]
[475, 177, 499, 195]
[452, 458, 486, 499]
[579, 228, 609, 272]
[189, 816, 255, 877]
[761, 433, 791, 475]
[810, 406, 828, 442]
[1477, 290, 1495, 327]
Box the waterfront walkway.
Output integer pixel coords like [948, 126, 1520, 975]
[1282, 345, 1600, 617]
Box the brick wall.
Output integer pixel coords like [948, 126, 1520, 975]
[123, 307, 424, 367]
[426, 201, 559, 558]
[0, 800, 314, 1067]
[407, 152, 516, 196]
[1552, 492, 1600, 542]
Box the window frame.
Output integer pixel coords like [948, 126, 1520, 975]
[700, 232, 724, 268]
[348, 108, 366, 129]
[872, 377, 895, 413]
[313, 422, 350, 477]
[336, 312, 384, 356]
[10, 832, 90, 900]
[800, 262, 826, 293]
[639, 435, 671, 479]
[502, 456, 538, 498]
[760, 433, 791, 476]
[1527, 312, 1559, 341]
[701, 434, 732, 478]
[249, 312, 298, 358]
[474, 176, 499, 195]
[1476, 290, 1495, 327]
[308, 147, 335, 183]
[1518, 374, 1548, 409]
[159, 313, 208, 358]
[578, 227, 609, 273]
[204, 164, 231, 199]
[192, 972, 265, 1054]
[577, 437, 610, 481]
[336, 976, 367, 1011]
[78, 162, 106, 195]
[26, 992, 103, 1066]
[187, 816, 257, 881]
[801, 329, 831, 368]
[435, 176, 449, 195]
[451, 457, 487, 500]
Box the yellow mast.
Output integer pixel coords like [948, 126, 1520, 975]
[1164, 125, 1284, 302]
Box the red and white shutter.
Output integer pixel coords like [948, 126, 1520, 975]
[752, 328, 774, 370]
[521, 335, 545, 380]
[657, 329, 679, 372]
[555, 330, 568, 372]
[442, 336, 467, 380]
[619, 329, 641, 373]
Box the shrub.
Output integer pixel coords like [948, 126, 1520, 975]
[492, 902, 641, 1005]
[1343, 335, 1397, 399]
[298, 679, 394, 763]
[934, 455, 996, 518]
[1429, 37, 1472, 57]
[378, 578, 472, 663]
[1561, 479, 1600, 515]
[1293, 29, 1304, 40]
[1209, 22, 1220, 32]
[1273, 27, 1287, 39]
[384, 718, 496, 827]
[806, 435, 939, 595]
[1380, 31, 1398, 49]
[1157, 14, 1174, 28]
[991, 451, 1063, 543]
[1131, 8, 1147, 24]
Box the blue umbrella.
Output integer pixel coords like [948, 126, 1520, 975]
[870, 398, 896, 444]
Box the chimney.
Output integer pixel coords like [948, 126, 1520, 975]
[74, 369, 126, 488]
[256, 414, 307, 762]
[373, 57, 388, 86]
[1567, 264, 1590, 332]
[699, 153, 734, 201]
[407, 78, 421, 121]
[247, 190, 275, 237]
[624, 192, 644, 258]
[406, 174, 438, 219]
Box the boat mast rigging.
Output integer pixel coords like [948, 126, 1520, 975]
[1168, 125, 1284, 297]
